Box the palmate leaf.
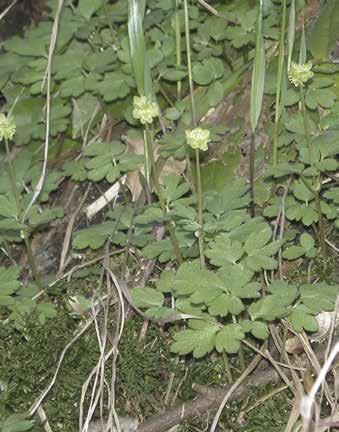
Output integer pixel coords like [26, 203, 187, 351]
[73, 221, 124, 250]
[0, 266, 21, 296]
[241, 320, 269, 340]
[161, 174, 190, 204]
[299, 283, 337, 314]
[243, 228, 282, 271]
[217, 263, 260, 299]
[131, 287, 164, 308]
[288, 305, 318, 332]
[215, 324, 245, 354]
[204, 180, 249, 217]
[208, 294, 244, 317]
[171, 319, 219, 358]
[205, 234, 244, 266]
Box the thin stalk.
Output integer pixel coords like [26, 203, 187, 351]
[299, 87, 313, 165]
[299, 89, 327, 270]
[195, 149, 205, 267]
[222, 352, 233, 384]
[249, 133, 255, 218]
[174, 0, 182, 100]
[183, 0, 196, 125]
[5, 138, 41, 287]
[273, 0, 287, 167]
[183, 0, 205, 267]
[144, 124, 183, 265]
[300, 175, 327, 270]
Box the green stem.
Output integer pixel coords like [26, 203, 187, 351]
[195, 149, 205, 267]
[273, 0, 287, 167]
[183, 0, 196, 125]
[299, 87, 313, 165]
[145, 124, 183, 265]
[5, 138, 41, 287]
[222, 352, 233, 384]
[300, 175, 327, 270]
[249, 132, 256, 218]
[183, 0, 206, 267]
[299, 88, 327, 271]
[174, 0, 182, 100]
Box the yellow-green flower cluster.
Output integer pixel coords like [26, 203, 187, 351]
[288, 61, 313, 88]
[185, 127, 210, 151]
[0, 113, 16, 141]
[132, 95, 159, 124]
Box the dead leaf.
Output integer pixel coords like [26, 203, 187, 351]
[122, 133, 186, 201]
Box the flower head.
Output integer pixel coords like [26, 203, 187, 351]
[185, 127, 210, 151]
[132, 95, 159, 124]
[0, 113, 16, 141]
[288, 61, 313, 88]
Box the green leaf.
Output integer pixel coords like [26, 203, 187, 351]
[171, 320, 219, 358]
[218, 263, 259, 298]
[267, 281, 298, 306]
[205, 234, 244, 266]
[207, 81, 224, 107]
[161, 174, 190, 204]
[215, 324, 244, 354]
[299, 283, 337, 314]
[300, 233, 314, 251]
[162, 68, 187, 81]
[0, 266, 21, 296]
[251, 321, 269, 339]
[63, 160, 87, 182]
[131, 287, 164, 308]
[248, 296, 288, 321]
[77, 0, 103, 20]
[288, 305, 318, 332]
[244, 227, 272, 255]
[208, 294, 244, 317]
[0, 195, 18, 219]
[324, 187, 339, 204]
[73, 222, 116, 250]
[283, 246, 305, 260]
[241, 320, 269, 339]
[1, 417, 34, 432]
[244, 228, 281, 271]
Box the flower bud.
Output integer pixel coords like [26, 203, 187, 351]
[132, 95, 159, 124]
[185, 127, 210, 151]
[0, 113, 16, 141]
[288, 61, 313, 88]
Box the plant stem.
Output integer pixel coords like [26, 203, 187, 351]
[4, 138, 41, 287]
[174, 0, 182, 100]
[183, 0, 205, 267]
[299, 87, 313, 165]
[249, 132, 255, 218]
[222, 352, 233, 384]
[144, 124, 183, 265]
[273, 0, 287, 167]
[300, 175, 327, 270]
[183, 0, 197, 125]
[195, 149, 205, 267]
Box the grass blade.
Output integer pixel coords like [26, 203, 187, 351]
[128, 0, 151, 96]
[287, 0, 295, 70]
[250, 0, 265, 133]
